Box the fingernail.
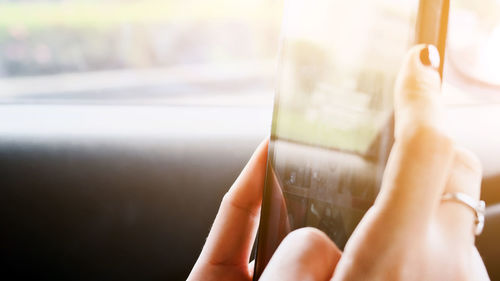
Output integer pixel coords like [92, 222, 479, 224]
[420, 44, 440, 70]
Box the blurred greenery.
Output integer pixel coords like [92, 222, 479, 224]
[0, 0, 282, 77]
[273, 107, 379, 154]
[0, 0, 278, 29]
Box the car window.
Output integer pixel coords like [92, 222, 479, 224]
[0, 0, 282, 105]
[1, 0, 499, 106]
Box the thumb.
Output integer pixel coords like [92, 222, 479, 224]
[259, 228, 341, 281]
[394, 44, 442, 140]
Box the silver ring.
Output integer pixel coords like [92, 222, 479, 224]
[441, 192, 485, 236]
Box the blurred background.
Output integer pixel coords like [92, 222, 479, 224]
[443, 0, 500, 104]
[1, 0, 500, 105]
[0, 0, 282, 105]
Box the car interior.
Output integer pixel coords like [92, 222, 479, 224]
[1, 0, 499, 280]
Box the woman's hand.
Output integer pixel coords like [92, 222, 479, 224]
[189, 44, 490, 281]
[187, 136, 341, 281]
[262, 44, 490, 280]
[188, 138, 341, 281]
[328, 44, 490, 280]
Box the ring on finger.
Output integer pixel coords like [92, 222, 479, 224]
[441, 192, 485, 236]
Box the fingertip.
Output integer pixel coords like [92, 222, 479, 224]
[223, 137, 269, 215]
[245, 137, 269, 172]
[395, 44, 442, 100]
[394, 44, 443, 140]
[256, 137, 270, 163]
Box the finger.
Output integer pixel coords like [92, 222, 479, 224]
[444, 147, 482, 199]
[196, 138, 268, 267]
[394, 44, 442, 140]
[437, 147, 482, 243]
[375, 45, 455, 227]
[260, 227, 341, 281]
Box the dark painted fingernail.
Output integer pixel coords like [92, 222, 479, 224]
[420, 45, 440, 69]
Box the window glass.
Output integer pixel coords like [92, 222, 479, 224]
[2, 0, 498, 105]
[0, 0, 282, 104]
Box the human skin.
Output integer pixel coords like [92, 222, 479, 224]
[187, 45, 490, 281]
